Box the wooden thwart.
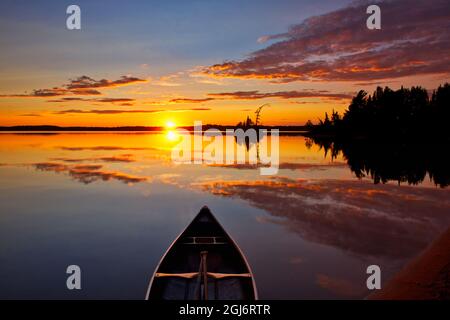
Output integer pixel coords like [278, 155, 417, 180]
[155, 272, 252, 279]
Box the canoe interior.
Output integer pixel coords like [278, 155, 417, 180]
[148, 207, 256, 300]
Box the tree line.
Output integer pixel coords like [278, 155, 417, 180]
[308, 83, 450, 140]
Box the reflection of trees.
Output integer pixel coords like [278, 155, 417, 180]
[306, 137, 450, 187]
[200, 178, 450, 260]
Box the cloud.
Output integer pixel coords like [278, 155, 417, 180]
[33, 162, 146, 185]
[208, 90, 352, 100]
[53, 107, 210, 115]
[53, 109, 161, 115]
[19, 113, 42, 117]
[152, 75, 183, 87]
[0, 75, 146, 98]
[197, 178, 450, 259]
[47, 97, 135, 104]
[0, 88, 101, 98]
[172, 107, 211, 111]
[169, 98, 215, 104]
[257, 35, 272, 44]
[65, 75, 146, 89]
[170, 90, 351, 104]
[202, 0, 450, 82]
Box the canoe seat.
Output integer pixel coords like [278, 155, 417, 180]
[182, 236, 227, 245]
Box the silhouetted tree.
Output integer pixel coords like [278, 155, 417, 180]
[311, 83, 449, 141]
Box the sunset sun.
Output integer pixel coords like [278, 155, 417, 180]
[165, 121, 176, 129]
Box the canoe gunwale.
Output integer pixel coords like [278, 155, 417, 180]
[145, 206, 258, 300]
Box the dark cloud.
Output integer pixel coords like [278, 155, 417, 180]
[0, 88, 101, 98]
[208, 90, 352, 100]
[198, 178, 450, 259]
[47, 97, 135, 103]
[169, 98, 215, 104]
[202, 0, 450, 82]
[32, 162, 146, 185]
[66, 75, 146, 89]
[53, 108, 210, 114]
[53, 109, 161, 115]
[0, 75, 145, 98]
[170, 90, 352, 104]
[19, 113, 42, 117]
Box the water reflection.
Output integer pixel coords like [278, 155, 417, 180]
[198, 177, 450, 259]
[306, 137, 450, 187]
[34, 162, 147, 185]
[1, 132, 450, 299]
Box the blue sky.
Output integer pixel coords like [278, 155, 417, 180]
[0, 0, 351, 81]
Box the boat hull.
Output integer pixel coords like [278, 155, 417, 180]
[146, 206, 257, 300]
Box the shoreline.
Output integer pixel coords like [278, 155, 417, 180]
[369, 226, 450, 300]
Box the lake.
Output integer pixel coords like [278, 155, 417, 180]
[1, 132, 449, 299]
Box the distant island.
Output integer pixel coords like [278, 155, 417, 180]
[0, 124, 308, 132]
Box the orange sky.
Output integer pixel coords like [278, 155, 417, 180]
[1, 0, 448, 127]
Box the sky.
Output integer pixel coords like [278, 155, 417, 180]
[0, 0, 449, 127]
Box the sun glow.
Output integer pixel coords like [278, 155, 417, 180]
[166, 130, 179, 141]
[165, 121, 176, 129]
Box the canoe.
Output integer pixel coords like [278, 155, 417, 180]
[146, 206, 258, 300]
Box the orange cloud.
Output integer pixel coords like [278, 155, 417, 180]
[202, 0, 450, 82]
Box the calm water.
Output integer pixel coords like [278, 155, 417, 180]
[1, 132, 449, 299]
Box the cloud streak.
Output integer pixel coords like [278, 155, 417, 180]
[47, 97, 136, 104]
[170, 90, 352, 104]
[53, 109, 161, 115]
[53, 108, 211, 115]
[202, 0, 450, 82]
[169, 98, 215, 104]
[66, 75, 146, 90]
[208, 90, 352, 100]
[0, 75, 146, 98]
